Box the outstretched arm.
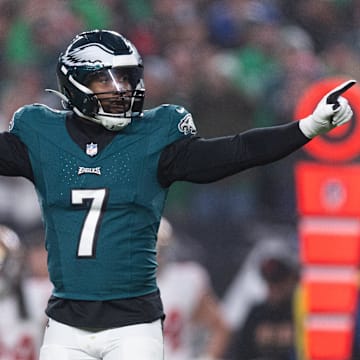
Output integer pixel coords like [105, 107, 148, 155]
[158, 80, 354, 187]
[158, 122, 307, 186]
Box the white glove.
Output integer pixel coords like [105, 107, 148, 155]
[299, 80, 355, 139]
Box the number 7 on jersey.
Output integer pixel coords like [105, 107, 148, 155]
[71, 188, 108, 257]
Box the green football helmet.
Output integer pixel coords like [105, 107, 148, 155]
[55, 30, 145, 131]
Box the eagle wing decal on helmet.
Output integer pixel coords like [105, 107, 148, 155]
[62, 43, 114, 68]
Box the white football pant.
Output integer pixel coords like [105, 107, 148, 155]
[39, 318, 164, 360]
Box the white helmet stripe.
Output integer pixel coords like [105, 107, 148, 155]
[112, 54, 140, 67]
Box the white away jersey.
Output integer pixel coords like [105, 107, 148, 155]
[158, 261, 210, 360]
[0, 278, 52, 360]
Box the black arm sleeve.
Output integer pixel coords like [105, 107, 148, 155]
[158, 121, 309, 187]
[0, 132, 34, 181]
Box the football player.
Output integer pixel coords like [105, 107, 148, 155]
[0, 30, 354, 359]
[0, 225, 46, 359]
[157, 217, 230, 360]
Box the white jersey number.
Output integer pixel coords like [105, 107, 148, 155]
[71, 188, 108, 257]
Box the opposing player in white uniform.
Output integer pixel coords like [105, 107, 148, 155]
[157, 218, 230, 360]
[0, 225, 50, 360]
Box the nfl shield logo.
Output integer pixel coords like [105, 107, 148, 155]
[86, 142, 98, 157]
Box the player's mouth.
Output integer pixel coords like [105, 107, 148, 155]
[99, 95, 131, 114]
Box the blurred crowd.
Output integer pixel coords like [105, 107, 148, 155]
[0, 0, 360, 347]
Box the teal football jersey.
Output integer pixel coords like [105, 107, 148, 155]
[10, 103, 196, 300]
